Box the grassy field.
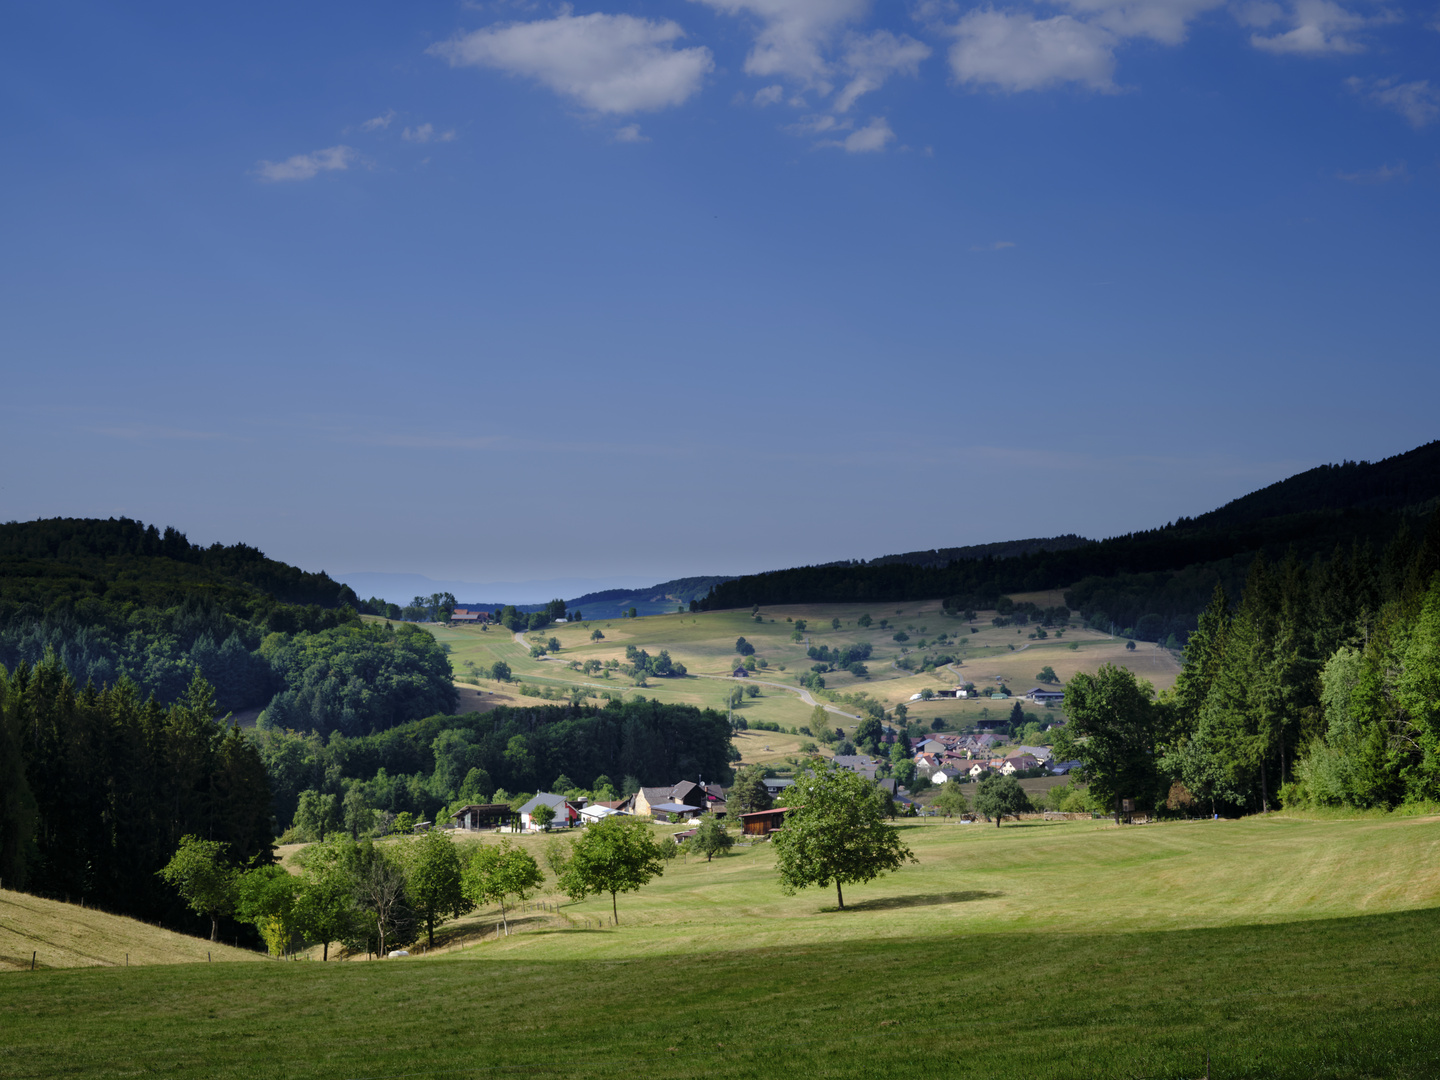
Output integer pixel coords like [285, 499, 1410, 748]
[404, 598, 1181, 745]
[0, 889, 261, 971]
[5, 815, 1438, 1078]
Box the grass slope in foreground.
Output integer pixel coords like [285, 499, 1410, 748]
[3, 816, 1439, 1078]
[0, 889, 261, 971]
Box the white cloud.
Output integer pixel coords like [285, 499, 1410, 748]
[1346, 76, 1439, 127]
[614, 122, 650, 141]
[402, 122, 457, 143]
[253, 145, 358, 183]
[753, 83, 786, 104]
[948, 9, 1118, 92]
[1249, 0, 1371, 53]
[689, 0, 870, 86]
[1335, 161, 1408, 183]
[834, 30, 931, 111]
[1056, 0, 1226, 43]
[430, 12, 713, 114]
[970, 239, 1017, 250]
[361, 109, 397, 131]
[819, 114, 895, 150]
[788, 112, 850, 134]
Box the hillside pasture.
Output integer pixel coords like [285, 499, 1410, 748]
[0, 889, 263, 971]
[4, 815, 1438, 1078]
[413, 601, 1179, 746]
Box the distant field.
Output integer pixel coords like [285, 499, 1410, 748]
[395, 598, 1181, 741]
[4, 815, 1438, 1078]
[0, 889, 262, 971]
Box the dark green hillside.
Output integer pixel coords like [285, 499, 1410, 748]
[697, 441, 1440, 642]
[0, 517, 361, 610]
[0, 518, 452, 723]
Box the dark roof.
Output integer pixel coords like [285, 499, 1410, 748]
[740, 807, 789, 819]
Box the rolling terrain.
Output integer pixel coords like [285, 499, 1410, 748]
[4, 813, 1438, 1078]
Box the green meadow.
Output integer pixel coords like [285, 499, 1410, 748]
[5, 814, 1438, 1078]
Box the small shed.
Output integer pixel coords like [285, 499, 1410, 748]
[741, 807, 789, 836]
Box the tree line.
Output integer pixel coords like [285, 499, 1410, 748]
[0, 658, 273, 936]
[1054, 509, 1440, 817]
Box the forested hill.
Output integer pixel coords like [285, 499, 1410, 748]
[0, 517, 361, 610]
[696, 441, 1440, 643]
[0, 518, 454, 723]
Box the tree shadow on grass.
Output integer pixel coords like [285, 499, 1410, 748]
[830, 890, 1004, 913]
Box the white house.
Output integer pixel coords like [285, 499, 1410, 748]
[578, 804, 626, 824]
[518, 792, 580, 831]
[932, 768, 965, 785]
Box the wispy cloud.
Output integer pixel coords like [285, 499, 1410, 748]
[689, 0, 870, 88]
[96, 425, 236, 441]
[430, 12, 713, 114]
[1346, 76, 1439, 127]
[970, 240, 1018, 250]
[1336, 161, 1409, 183]
[253, 145, 357, 182]
[833, 30, 931, 112]
[1248, 0, 1379, 54]
[818, 115, 895, 151]
[402, 122, 457, 143]
[614, 123, 650, 142]
[360, 110, 397, 131]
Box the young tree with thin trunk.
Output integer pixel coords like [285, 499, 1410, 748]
[462, 839, 543, 935]
[557, 816, 666, 924]
[689, 813, 733, 862]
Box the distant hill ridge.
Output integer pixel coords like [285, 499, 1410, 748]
[695, 440, 1440, 633]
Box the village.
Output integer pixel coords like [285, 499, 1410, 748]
[441, 684, 1081, 843]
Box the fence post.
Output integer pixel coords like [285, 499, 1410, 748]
[31, 951, 36, 970]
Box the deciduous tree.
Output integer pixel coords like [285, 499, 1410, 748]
[556, 816, 666, 924]
[771, 765, 915, 910]
[156, 835, 237, 941]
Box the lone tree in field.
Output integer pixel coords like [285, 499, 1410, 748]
[689, 814, 733, 862]
[557, 816, 666, 924]
[974, 774, 1032, 827]
[1037, 665, 1059, 684]
[772, 765, 916, 910]
[157, 835, 237, 941]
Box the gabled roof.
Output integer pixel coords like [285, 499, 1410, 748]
[518, 792, 573, 816]
[650, 802, 702, 814]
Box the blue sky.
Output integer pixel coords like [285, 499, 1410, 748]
[2, 0, 1436, 598]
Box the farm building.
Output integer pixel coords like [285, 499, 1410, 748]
[449, 803, 516, 830]
[741, 808, 788, 836]
[1025, 687, 1065, 704]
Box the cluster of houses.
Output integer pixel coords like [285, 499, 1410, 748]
[911, 732, 1080, 784]
[444, 754, 921, 842]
